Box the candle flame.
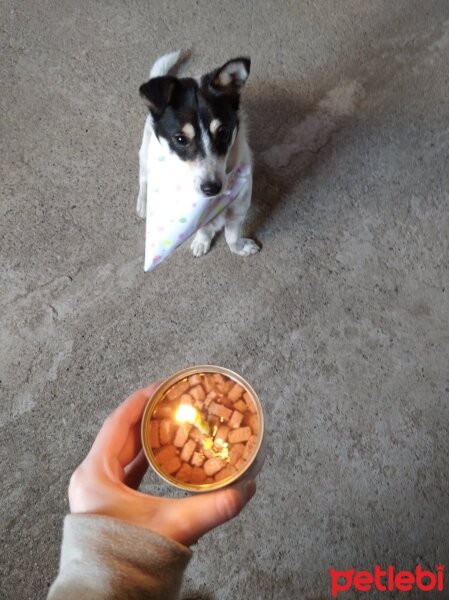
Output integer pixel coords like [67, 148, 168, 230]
[173, 404, 230, 459]
[175, 403, 210, 435]
[175, 404, 197, 424]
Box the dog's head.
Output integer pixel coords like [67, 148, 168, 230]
[139, 58, 250, 196]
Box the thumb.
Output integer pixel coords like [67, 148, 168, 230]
[169, 479, 256, 546]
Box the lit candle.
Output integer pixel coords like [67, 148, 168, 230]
[175, 404, 210, 435]
[174, 404, 229, 458]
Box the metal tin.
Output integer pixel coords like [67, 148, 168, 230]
[141, 365, 265, 492]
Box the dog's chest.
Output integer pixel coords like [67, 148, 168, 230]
[144, 135, 251, 271]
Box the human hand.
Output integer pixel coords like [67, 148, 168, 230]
[68, 384, 256, 547]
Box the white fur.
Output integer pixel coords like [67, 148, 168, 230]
[149, 49, 183, 78]
[136, 51, 259, 258]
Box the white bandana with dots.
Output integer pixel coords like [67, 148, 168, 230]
[144, 134, 251, 271]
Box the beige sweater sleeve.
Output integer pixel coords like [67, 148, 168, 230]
[47, 514, 192, 600]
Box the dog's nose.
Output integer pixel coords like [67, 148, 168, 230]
[200, 181, 222, 197]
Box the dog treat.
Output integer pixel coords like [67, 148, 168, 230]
[248, 414, 259, 436]
[147, 371, 261, 487]
[228, 409, 244, 429]
[215, 424, 230, 442]
[191, 451, 205, 467]
[180, 438, 196, 463]
[233, 399, 247, 413]
[173, 423, 192, 448]
[228, 383, 244, 402]
[229, 443, 245, 466]
[208, 401, 232, 421]
[150, 420, 160, 449]
[243, 392, 257, 414]
[159, 419, 177, 445]
[176, 462, 193, 483]
[214, 464, 237, 482]
[189, 385, 206, 402]
[203, 457, 226, 477]
[166, 380, 190, 401]
[228, 426, 252, 444]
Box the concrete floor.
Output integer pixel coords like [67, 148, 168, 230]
[2, 1, 449, 598]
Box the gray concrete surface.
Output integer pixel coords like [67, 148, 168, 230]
[2, 1, 449, 598]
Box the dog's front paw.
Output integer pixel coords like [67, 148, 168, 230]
[136, 191, 146, 219]
[191, 236, 212, 258]
[229, 238, 260, 256]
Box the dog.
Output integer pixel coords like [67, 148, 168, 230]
[136, 50, 260, 258]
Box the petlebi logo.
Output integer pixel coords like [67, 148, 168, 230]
[329, 564, 445, 597]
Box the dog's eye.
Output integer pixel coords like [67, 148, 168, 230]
[216, 125, 229, 138]
[174, 133, 189, 146]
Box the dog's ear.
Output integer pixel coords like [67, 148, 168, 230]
[139, 76, 178, 117]
[210, 58, 251, 94]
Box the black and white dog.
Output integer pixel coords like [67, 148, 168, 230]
[136, 50, 259, 258]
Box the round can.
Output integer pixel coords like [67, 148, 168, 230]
[141, 365, 265, 492]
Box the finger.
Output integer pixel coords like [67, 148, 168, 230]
[88, 383, 160, 466]
[166, 479, 256, 546]
[117, 420, 144, 473]
[123, 448, 149, 489]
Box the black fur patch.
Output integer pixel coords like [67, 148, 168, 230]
[139, 58, 250, 162]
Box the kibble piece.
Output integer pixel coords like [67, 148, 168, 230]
[228, 410, 244, 429]
[229, 443, 245, 466]
[190, 467, 207, 484]
[204, 390, 218, 408]
[207, 415, 220, 430]
[164, 455, 182, 475]
[233, 399, 247, 413]
[155, 444, 178, 465]
[179, 393, 193, 406]
[204, 457, 226, 477]
[188, 374, 203, 386]
[159, 419, 177, 445]
[150, 420, 160, 449]
[235, 458, 246, 470]
[180, 439, 196, 462]
[228, 426, 252, 444]
[216, 380, 231, 395]
[191, 452, 205, 467]
[214, 424, 230, 442]
[153, 403, 172, 419]
[212, 373, 225, 386]
[176, 462, 193, 483]
[166, 379, 190, 401]
[228, 383, 244, 402]
[243, 392, 257, 414]
[173, 423, 192, 448]
[204, 446, 216, 459]
[189, 427, 204, 443]
[208, 402, 232, 421]
[220, 395, 234, 408]
[214, 465, 237, 482]
[189, 385, 206, 402]
[248, 414, 259, 436]
[203, 375, 214, 393]
[243, 435, 258, 460]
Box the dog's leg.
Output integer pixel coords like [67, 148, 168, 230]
[224, 179, 260, 256]
[191, 214, 226, 257]
[136, 117, 152, 219]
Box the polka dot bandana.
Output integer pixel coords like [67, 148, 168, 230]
[144, 135, 251, 271]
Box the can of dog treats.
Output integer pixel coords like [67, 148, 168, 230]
[141, 366, 265, 492]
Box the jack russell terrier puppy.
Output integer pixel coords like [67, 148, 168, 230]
[136, 50, 260, 258]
